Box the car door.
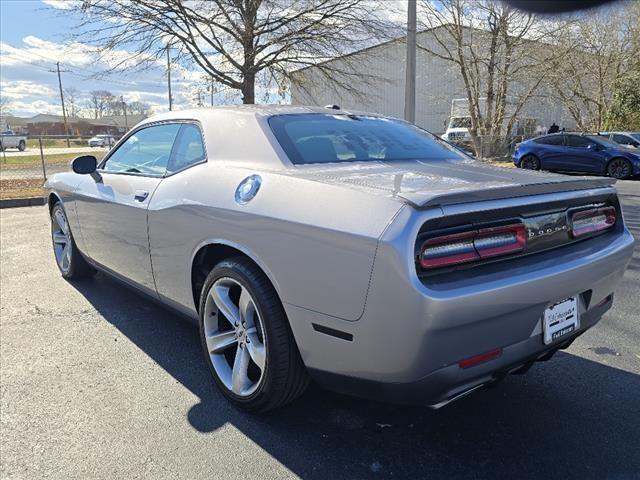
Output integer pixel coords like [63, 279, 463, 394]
[535, 135, 566, 170]
[74, 123, 182, 294]
[146, 123, 209, 313]
[563, 135, 602, 172]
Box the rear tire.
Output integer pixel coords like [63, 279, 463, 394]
[199, 257, 308, 412]
[520, 154, 540, 170]
[606, 157, 632, 179]
[50, 203, 95, 279]
[18, 140, 26, 151]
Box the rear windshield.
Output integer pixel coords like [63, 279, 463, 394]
[269, 113, 465, 165]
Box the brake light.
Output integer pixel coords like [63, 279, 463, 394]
[420, 223, 526, 269]
[570, 206, 616, 238]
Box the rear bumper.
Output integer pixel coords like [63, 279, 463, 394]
[306, 295, 612, 407]
[285, 206, 634, 405]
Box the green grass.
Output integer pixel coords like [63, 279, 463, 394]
[26, 138, 90, 149]
[0, 152, 105, 168]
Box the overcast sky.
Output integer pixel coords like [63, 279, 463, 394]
[0, 0, 220, 117]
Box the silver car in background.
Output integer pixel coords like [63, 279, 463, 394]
[44, 106, 635, 411]
[598, 131, 640, 149]
[87, 134, 115, 148]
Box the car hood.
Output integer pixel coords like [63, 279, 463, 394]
[284, 159, 615, 208]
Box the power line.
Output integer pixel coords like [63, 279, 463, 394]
[17, 48, 167, 90]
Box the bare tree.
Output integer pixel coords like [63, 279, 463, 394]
[86, 90, 114, 119]
[0, 95, 11, 117]
[64, 87, 82, 118]
[548, 2, 640, 131]
[107, 97, 125, 116]
[417, 0, 572, 154]
[67, 0, 395, 104]
[127, 101, 153, 116]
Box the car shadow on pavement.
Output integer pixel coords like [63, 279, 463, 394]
[70, 275, 640, 480]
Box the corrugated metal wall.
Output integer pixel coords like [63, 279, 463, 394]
[291, 30, 577, 134]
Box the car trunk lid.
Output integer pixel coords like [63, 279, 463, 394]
[288, 159, 615, 208]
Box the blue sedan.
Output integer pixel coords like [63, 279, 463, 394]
[513, 133, 640, 179]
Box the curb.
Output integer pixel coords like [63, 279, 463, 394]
[0, 197, 46, 209]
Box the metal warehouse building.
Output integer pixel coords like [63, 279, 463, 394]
[290, 26, 576, 135]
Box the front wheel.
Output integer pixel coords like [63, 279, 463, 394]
[18, 140, 26, 151]
[50, 204, 95, 279]
[199, 257, 308, 412]
[520, 154, 540, 170]
[606, 158, 632, 179]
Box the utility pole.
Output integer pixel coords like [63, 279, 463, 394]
[50, 62, 71, 147]
[166, 46, 173, 111]
[121, 96, 128, 131]
[404, 0, 417, 124]
[210, 77, 214, 106]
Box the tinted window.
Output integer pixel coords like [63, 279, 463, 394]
[612, 134, 634, 145]
[448, 117, 472, 129]
[631, 133, 640, 141]
[102, 124, 180, 175]
[269, 114, 465, 165]
[566, 135, 593, 148]
[534, 135, 564, 146]
[166, 124, 206, 174]
[586, 135, 618, 147]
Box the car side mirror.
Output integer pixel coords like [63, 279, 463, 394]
[72, 155, 97, 174]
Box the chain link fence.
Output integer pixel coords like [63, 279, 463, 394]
[0, 135, 115, 201]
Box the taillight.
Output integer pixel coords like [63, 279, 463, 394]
[570, 206, 616, 238]
[420, 223, 526, 270]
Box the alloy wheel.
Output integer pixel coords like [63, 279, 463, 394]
[521, 155, 539, 170]
[203, 277, 267, 397]
[607, 158, 631, 179]
[51, 208, 72, 274]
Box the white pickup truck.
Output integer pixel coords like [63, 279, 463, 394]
[0, 130, 28, 151]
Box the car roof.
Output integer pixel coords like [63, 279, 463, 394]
[599, 131, 639, 135]
[135, 104, 382, 128]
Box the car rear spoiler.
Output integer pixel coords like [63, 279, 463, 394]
[404, 178, 617, 209]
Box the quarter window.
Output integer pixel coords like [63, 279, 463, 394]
[101, 124, 181, 176]
[166, 124, 206, 174]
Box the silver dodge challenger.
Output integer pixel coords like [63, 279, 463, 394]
[45, 105, 635, 411]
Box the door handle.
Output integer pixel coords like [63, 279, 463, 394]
[134, 190, 149, 202]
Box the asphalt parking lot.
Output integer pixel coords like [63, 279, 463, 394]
[1, 180, 639, 479]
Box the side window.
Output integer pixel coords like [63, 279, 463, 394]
[166, 124, 206, 174]
[536, 135, 564, 146]
[613, 134, 632, 145]
[102, 124, 181, 176]
[566, 135, 591, 148]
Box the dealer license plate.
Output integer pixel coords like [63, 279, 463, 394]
[542, 297, 579, 345]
